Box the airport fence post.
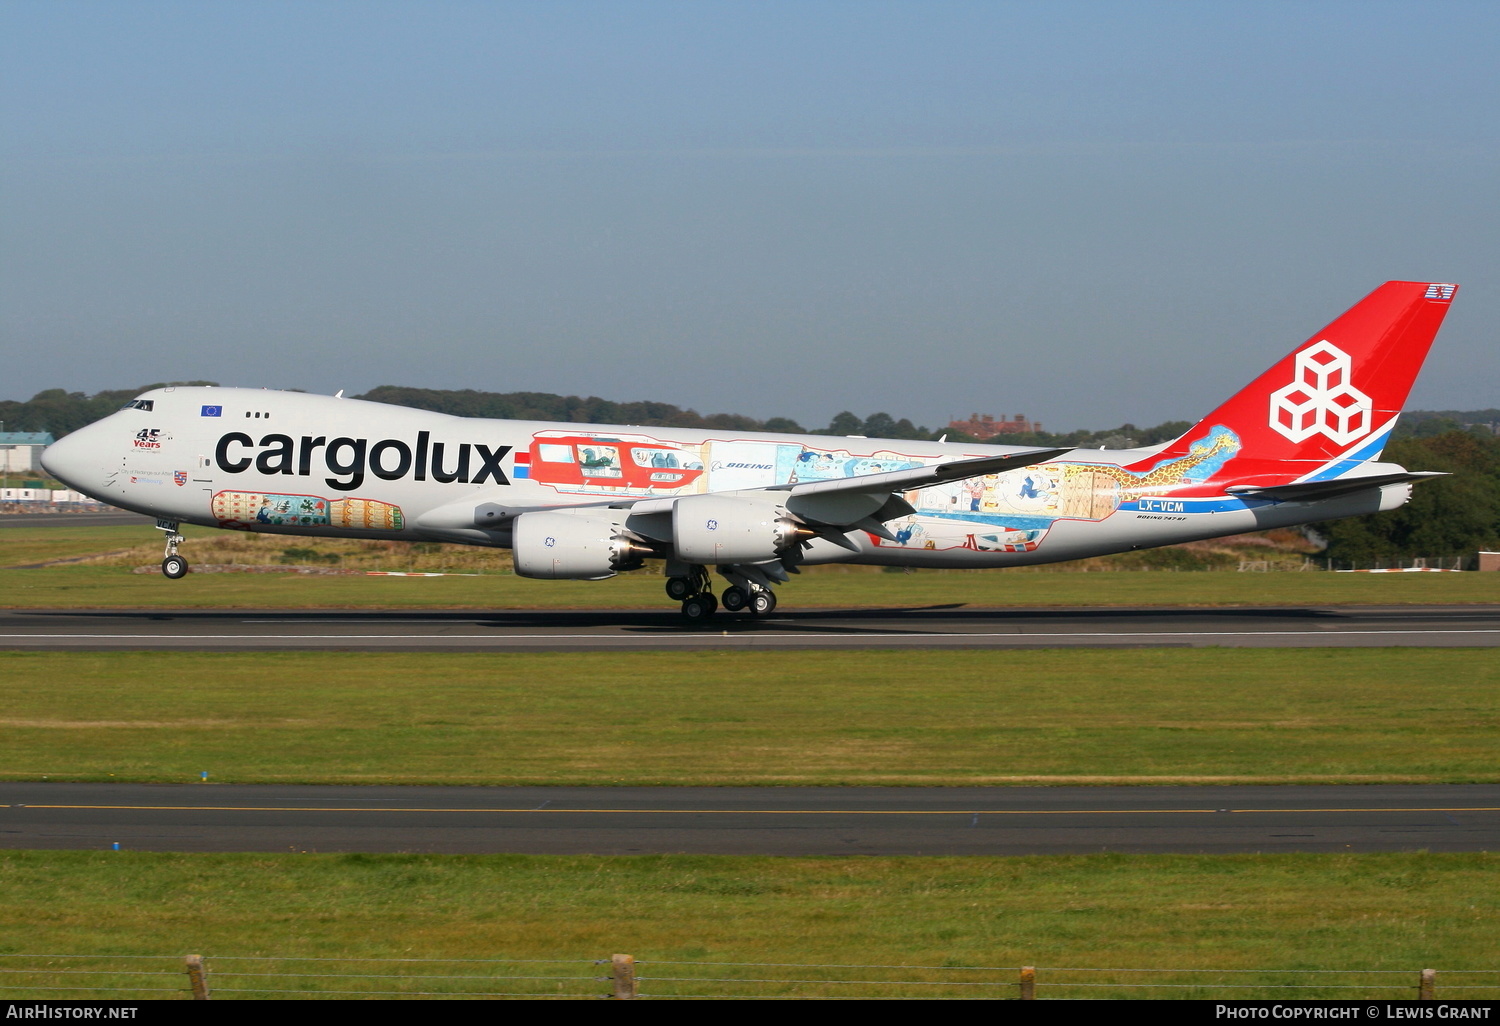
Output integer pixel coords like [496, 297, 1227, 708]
[611, 954, 637, 1000]
[1419, 968, 1436, 1000]
[1018, 965, 1036, 1000]
[184, 954, 210, 1000]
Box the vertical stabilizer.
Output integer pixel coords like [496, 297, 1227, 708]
[1140, 281, 1458, 487]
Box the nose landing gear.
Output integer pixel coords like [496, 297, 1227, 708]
[156, 520, 188, 579]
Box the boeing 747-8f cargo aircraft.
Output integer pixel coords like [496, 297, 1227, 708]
[42, 281, 1458, 618]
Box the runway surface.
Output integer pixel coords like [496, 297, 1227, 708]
[4, 604, 1500, 650]
[0, 511, 152, 528]
[4, 783, 1496, 855]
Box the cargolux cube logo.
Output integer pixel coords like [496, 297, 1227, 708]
[1268, 341, 1372, 445]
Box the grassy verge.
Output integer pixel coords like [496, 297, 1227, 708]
[0, 851, 1495, 999]
[0, 526, 162, 567]
[3, 562, 1499, 609]
[3, 649, 1497, 785]
[2, 522, 1323, 573]
[6, 521, 1489, 609]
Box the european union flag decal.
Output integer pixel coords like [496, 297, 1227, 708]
[201, 405, 222, 417]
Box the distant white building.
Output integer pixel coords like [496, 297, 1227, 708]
[0, 432, 55, 473]
[0, 487, 93, 503]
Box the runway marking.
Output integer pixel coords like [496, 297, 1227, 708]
[15, 804, 1500, 816]
[4, 629, 1500, 643]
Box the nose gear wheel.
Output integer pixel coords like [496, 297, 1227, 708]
[156, 522, 188, 579]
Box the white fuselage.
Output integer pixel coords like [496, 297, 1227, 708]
[42, 386, 1409, 571]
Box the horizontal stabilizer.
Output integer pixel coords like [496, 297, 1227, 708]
[1225, 471, 1447, 502]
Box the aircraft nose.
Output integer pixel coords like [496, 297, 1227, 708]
[40, 428, 106, 493]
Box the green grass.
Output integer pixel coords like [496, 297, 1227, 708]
[4, 520, 1492, 608]
[0, 526, 160, 567]
[3, 649, 1498, 785]
[5, 527, 1496, 1000]
[0, 851, 1495, 999]
[3, 561, 1499, 609]
[3, 521, 1325, 573]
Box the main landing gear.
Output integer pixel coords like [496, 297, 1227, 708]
[666, 566, 717, 620]
[665, 564, 779, 621]
[722, 585, 776, 616]
[157, 520, 188, 579]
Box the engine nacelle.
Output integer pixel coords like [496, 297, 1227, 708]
[512, 509, 649, 580]
[672, 494, 802, 565]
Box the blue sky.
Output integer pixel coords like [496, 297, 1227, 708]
[3, 1, 1497, 430]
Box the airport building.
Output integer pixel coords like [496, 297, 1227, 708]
[0, 487, 93, 504]
[945, 413, 1041, 439]
[0, 432, 55, 472]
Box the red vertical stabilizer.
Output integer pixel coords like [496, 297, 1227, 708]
[1136, 281, 1458, 488]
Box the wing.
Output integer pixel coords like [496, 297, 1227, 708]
[776, 447, 1073, 543]
[770, 448, 1075, 498]
[418, 446, 1074, 546]
[623, 446, 1074, 546]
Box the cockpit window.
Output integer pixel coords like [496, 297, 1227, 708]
[120, 399, 155, 412]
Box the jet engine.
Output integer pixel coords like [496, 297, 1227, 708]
[512, 509, 652, 580]
[671, 494, 807, 565]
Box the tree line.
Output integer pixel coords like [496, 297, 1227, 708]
[5, 383, 1496, 561]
